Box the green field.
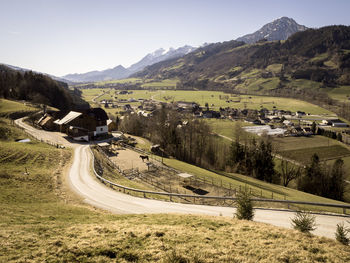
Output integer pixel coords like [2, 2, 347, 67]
[151, 90, 333, 114]
[281, 145, 350, 164]
[327, 85, 350, 102]
[205, 119, 255, 140]
[80, 88, 334, 115]
[141, 78, 178, 88]
[272, 136, 340, 152]
[0, 99, 39, 117]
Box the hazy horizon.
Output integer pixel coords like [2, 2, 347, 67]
[1, 0, 350, 77]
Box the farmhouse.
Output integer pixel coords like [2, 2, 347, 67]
[296, 111, 306, 117]
[37, 114, 55, 130]
[107, 119, 118, 132]
[54, 108, 109, 141]
[176, 101, 199, 111]
[328, 119, 348, 127]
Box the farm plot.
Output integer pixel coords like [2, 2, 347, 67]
[272, 136, 339, 152]
[280, 145, 350, 164]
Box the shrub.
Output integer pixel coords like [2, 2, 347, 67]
[335, 223, 349, 245]
[235, 188, 254, 220]
[164, 250, 189, 263]
[291, 211, 316, 233]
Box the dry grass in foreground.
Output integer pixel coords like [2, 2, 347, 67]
[2, 214, 350, 262]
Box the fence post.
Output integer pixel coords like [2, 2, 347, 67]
[343, 207, 346, 214]
[144, 192, 146, 198]
[261, 190, 262, 197]
[271, 192, 273, 199]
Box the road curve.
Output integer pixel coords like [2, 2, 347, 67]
[15, 117, 350, 239]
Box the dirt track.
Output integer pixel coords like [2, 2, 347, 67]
[110, 148, 148, 171]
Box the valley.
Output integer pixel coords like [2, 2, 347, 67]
[1, 5, 350, 261]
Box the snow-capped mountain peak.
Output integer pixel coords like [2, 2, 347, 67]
[236, 17, 307, 44]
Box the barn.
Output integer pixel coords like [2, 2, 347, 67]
[54, 108, 109, 141]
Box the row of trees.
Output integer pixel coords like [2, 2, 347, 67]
[228, 138, 276, 183]
[298, 154, 346, 201]
[120, 107, 229, 170]
[317, 127, 343, 142]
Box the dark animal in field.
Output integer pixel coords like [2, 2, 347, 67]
[139, 155, 149, 162]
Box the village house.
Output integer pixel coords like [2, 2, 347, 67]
[322, 119, 349, 127]
[283, 120, 294, 127]
[296, 111, 306, 117]
[54, 108, 109, 141]
[291, 126, 304, 136]
[302, 127, 313, 136]
[201, 110, 221, 118]
[37, 114, 55, 130]
[107, 119, 118, 132]
[176, 101, 199, 112]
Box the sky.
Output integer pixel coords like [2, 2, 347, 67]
[0, 0, 350, 77]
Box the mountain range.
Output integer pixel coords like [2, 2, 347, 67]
[62, 17, 307, 83]
[62, 45, 197, 83]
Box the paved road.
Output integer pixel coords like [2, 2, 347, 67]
[15, 118, 350, 239]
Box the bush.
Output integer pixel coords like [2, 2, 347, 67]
[235, 188, 254, 220]
[291, 211, 316, 233]
[335, 223, 349, 245]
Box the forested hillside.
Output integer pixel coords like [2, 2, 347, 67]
[0, 65, 88, 110]
[135, 25, 350, 90]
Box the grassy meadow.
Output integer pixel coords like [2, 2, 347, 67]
[79, 88, 334, 115]
[0, 98, 39, 117]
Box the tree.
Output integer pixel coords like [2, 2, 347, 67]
[311, 121, 317, 134]
[291, 211, 316, 234]
[280, 160, 301, 187]
[235, 188, 254, 220]
[298, 154, 323, 195]
[329, 159, 346, 201]
[335, 223, 350, 245]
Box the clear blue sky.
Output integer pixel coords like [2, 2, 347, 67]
[0, 0, 349, 76]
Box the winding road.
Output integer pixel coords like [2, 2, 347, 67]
[15, 117, 350, 239]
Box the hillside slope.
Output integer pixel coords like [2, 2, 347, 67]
[134, 25, 350, 93]
[0, 65, 88, 110]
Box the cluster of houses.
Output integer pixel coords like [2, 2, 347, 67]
[42, 97, 348, 141]
[37, 108, 117, 142]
